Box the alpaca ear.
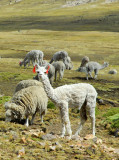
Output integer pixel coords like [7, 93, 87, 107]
[46, 65, 50, 74]
[33, 65, 36, 73]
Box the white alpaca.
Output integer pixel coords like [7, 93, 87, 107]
[34, 64, 97, 139]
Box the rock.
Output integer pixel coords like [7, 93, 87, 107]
[84, 134, 95, 140]
[49, 146, 56, 151]
[108, 69, 117, 74]
[42, 134, 57, 141]
[71, 135, 81, 141]
[96, 138, 102, 144]
[20, 137, 27, 144]
[17, 147, 25, 157]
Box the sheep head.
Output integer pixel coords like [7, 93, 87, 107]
[5, 102, 24, 121]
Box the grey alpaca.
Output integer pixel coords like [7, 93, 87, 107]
[35, 64, 97, 139]
[52, 61, 65, 81]
[19, 50, 44, 68]
[77, 61, 109, 80]
[49, 50, 68, 64]
[65, 56, 73, 70]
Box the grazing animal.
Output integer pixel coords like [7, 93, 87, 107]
[5, 86, 48, 126]
[77, 61, 109, 80]
[14, 79, 43, 93]
[34, 64, 97, 139]
[65, 56, 73, 70]
[19, 50, 44, 68]
[49, 50, 68, 64]
[52, 61, 65, 81]
[80, 56, 90, 67]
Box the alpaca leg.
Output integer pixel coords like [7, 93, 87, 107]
[75, 108, 87, 136]
[89, 107, 95, 136]
[60, 105, 72, 138]
[55, 71, 57, 82]
[94, 69, 98, 79]
[88, 71, 93, 79]
[60, 69, 64, 80]
[86, 96, 96, 136]
[25, 116, 29, 127]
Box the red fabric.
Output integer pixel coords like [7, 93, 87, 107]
[46, 65, 50, 74]
[33, 66, 36, 73]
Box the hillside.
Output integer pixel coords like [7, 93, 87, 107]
[0, 0, 119, 159]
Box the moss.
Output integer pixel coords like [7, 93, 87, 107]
[47, 100, 56, 109]
[0, 96, 11, 104]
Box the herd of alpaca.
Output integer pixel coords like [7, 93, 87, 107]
[5, 50, 110, 139]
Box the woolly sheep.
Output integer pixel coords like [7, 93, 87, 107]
[35, 64, 97, 139]
[14, 79, 43, 93]
[52, 61, 65, 81]
[5, 86, 48, 126]
[49, 50, 68, 64]
[19, 50, 44, 68]
[77, 61, 109, 80]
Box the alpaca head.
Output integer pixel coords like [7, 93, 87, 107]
[103, 62, 109, 67]
[33, 64, 50, 79]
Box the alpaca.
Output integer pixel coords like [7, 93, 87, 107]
[65, 56, 73, 70]
[34, 64, 97, 139]
[77, 61, 109, 80]
[80, 56, 90, 67]
[52, 61, 65, 81]
[19, 50, 44, 68]
[49, 50, 68, 64]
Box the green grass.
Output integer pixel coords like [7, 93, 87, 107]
[0, 0, 119, 159]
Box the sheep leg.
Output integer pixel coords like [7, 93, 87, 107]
[40, 115, 43, 123]
[31, 111, 37, 125]
[25, 116, 29, 127]
[60, 104, 72, 139]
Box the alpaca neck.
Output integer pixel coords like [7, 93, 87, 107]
[99, 63, 107, 70]
[40, 74, 55, 101]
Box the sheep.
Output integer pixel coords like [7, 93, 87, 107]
[14, 79, 43, 93]
[52, 61, 65, 81]
[19, 50, 44, 68]
[34, 64, 97, 139]
[5, 86, 48, 126]
[34, 64, 55, 85]
[49, 50, 68, 64]
[77, 61, 109, 80]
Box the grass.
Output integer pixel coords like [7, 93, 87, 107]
[0, 0, 119, 159]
